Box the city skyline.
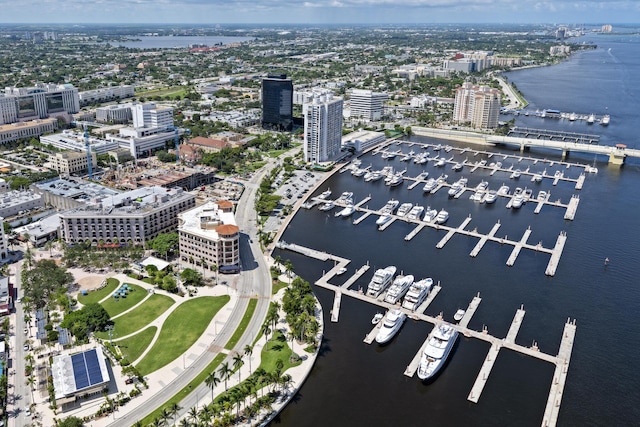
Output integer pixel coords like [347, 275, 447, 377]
[1, 0, 638, 25]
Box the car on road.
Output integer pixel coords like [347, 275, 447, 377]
[23, 328, 28, 335]
[23, 344, 29, 351]
[25, 407, 31, 416]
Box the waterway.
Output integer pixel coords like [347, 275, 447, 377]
[272, 30, 640, 426]
[108, 35, 252, 49]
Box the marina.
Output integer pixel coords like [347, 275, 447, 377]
[276, 242, 576, 427]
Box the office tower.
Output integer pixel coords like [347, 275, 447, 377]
[349, 89, 388, 121]
[261, 74, 293, 131]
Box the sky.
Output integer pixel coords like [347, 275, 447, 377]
[0, 0, 638, 25]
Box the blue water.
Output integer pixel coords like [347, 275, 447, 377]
[272, 31, 640, 427]
[110, 35, 252, 49]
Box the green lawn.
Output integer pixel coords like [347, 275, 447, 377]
[95, 294, 175, 339]
[136, 86, 187, 98]
[100, 283, 147, 317]
[136, 296, 230, 375]
[224, 298, 257, 350]
[77, 278, 119, 305]
[115, 326, 157, 364]
[260, 330, 301, 373]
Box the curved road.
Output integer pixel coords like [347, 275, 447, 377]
[108, 160, 276, 426]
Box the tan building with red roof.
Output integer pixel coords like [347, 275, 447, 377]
[177, 200, 240, 274]
[186, 136, 230, 153]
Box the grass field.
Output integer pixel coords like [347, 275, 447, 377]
[135, 86, 188, 99]
[95, 294, 175, 340]
[116, 326, 157, 363]
[224, 298, 257, 350]
[77, 278, 119, 305]
[260, 330, 301, 373]
[100, 283, 147, 317]
[136, 295, 230, 375]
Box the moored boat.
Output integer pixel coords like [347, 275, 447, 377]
[497, 184, 510, 196]
[423, 178, 437, 192]
[453, 309, 465, 322]
[402, 278, 433, 311]
[435, 209, 449, 224]
[366, 266, 397, 297]
[375, 309, 407, 344]
[423, 207, 438, 223]
[417, 323, 459, 380]
[510, 169, 521, 179]
[484, 190, 498, 204]
[407, 205, 425, 221]
[384, 275, 414, 305]
[396, 202, 413, 217]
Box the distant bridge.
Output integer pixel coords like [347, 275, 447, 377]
[412, 127, 640, 165]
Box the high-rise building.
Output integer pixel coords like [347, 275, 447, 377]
[453, 83, 501, 129]
[0, 83, 79, 125]
[348, 89, 388, 122]
[261, 74, 293, 131]
[303, 94, 343, 163]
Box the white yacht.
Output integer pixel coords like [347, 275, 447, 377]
[510, 169, 521, 179]
[351, 167, 367, 177]
[587, 113, 596, 124]
[337, 191, 353, 202]
[554, 170, 563, 179]
[523, 188, 533, 200]
[375, 309, 407, 344]
[335, 204, 355, 217]
[365, 170, 384, 182]
[537, 190, 548, 201]
[432, 144, 442, 151]
[381, 150, 398, 159]
[454, 309, 466, 322]
[415, 171, 429, 181]
[475, 181, 489, 192]
[318, 201, 335, 211]
[380, 199, 400, 214]
[423, 178, 437, 192]
[435, 158, 446, 167]
[406, 205, 425, 221]
[436, 173, 448, 184]
[444, 145, 453, 153]
[531, 173, 543, 183]
[484, 190, 498, 204]
[387, 173, 404, 187]
[448, 178, 468, 197]
[396, 203, 413, 217]
[452, 162, 463, 172]
[414, 153, 428, 165]
[601, 114, 610, 126]
[417, 323, 459, 380]
[402, 278, 433, 311]
[318, 189, 331, 199]
[423, 207, 438, 223]
[435, 209, 449, 224]
[384, 275, 414, 305]
[366, 266, 397, 297]
[376, 213, 393, 227]
[497, 184, 510, 196]
[511, 193, 525, 209]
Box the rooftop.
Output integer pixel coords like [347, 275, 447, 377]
[179, 200, 238, 240]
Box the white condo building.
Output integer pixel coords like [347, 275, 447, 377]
[348, 89, 388, 122]
[303, 94, 344, 163]
[178, 200, 240, 274]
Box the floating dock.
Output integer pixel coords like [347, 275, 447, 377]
[563, 195, 580, 220]
[545, 232, 567, 276]
[506, 227, 532, 267]
[458, 294, 482, 329]
[470, 222, 501, 257]
[436, 216, 472, 249]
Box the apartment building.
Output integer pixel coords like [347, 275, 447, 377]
[303, 94, 344, 163]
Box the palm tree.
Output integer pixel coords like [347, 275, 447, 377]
[169, 402, 182, 426]
[188, 406, 199, 424]
[243, 344, 254, 374]
[204, 371, 220, 401]
[284, 259, 294, 284]
[159, 408, 171, 426]
[218, 361, 232, 391]
[232, 352, 244, 383]
[26, 375, 36, 402]
[261, 323, 271, 350]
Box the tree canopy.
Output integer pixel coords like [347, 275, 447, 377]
[22, 259, 74, 309]
[57, 415, 84, 427]
[148, 232, 179, 260]
[60, 303, 112, 342]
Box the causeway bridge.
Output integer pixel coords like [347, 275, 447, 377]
[412, 127, 640, 166]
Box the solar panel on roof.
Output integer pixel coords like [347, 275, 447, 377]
[71, 349, 104, 391]
[72, 353, 90, 389]
[57, 328, 70, 346]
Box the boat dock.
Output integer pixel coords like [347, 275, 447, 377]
[470, 222, 501, 257]
[415, 283, 442, 314]
[436, 216, 473, 249]
[575, 174, 585, 190]
[506, 227, 533, 266]
[378, 217, 397, 231]
[274, 243, 576, 426]
[545, 232, 567, 276]
[404, 224, 426, 241]
[563, 196, 580, 220]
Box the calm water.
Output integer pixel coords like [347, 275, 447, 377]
[110, 35, 252, 49]
[273, 32, 640, 426]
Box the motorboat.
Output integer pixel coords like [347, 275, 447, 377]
[475, 181, 489, 192]
[444, 145, 453, 153]
[380, 199, 400, 214]
[484, 190, 498, 204]
[402, 278, 433, 311]
[432, 144, 442, 151]
[335, 204, 355, 217]
[452, 162, 463, 172]
[568, 112, 577, 121]
[454, 309, 465, 322]
[380, 165, 394, 176]
[400, 153, 412, 162]
[406, 205, 425, 221]
[435, 209, 449, 224]
[497, 185, 510, 196]
[587, 113, 596, 124]
[381, 150, 399, 159]
[469, 190, 485, 202]
[436, 174, 448, 184]
[318, 189, 331, 199]
[415, 171, 429, 181]
[423, 207, 438, 223]
[423, 178, 437, 192]
[510, 169, 521, 179]
[537, 190, 548, 201]
[365, 170, 384, 182]
[384, 274, 414, 305]
[448, 178, 468, 197]
[351, 167, 367, 177]
[511, 193, 525, 209]
[417, 323, 459, 380]
[554, 170, 563, 179]
[601, 114, 610, 126]
[375, 309, 407, 344]
[523, 187, 533, 200]
[478, 159, 487, 167]
[372, 313, 384, 325]
[414, 153, 428, 164]
[337, 191, 353, 202]
[531, 173, 543, 183]
[336, 267, 347, 275]
[396, 203, 413, 217]
[387, 173, 404, 187]
[435, 158, 446, 167]
[376, 214, 393, 227]
[366, 266, 397, 297]
[318, 201, 335, 211]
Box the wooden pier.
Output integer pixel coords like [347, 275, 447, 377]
[470, 222, 501, 257]
[506, 228, 533, 266]
[545, 232, 567, 276]
[563, 195, 580, 220]
[458, 294, 482, 329]
[436, 216, 473, 249]
[416, 284, 442, 314]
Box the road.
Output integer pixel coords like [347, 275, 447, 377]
[107, 159, 276, 426]
[8, 262, 31, 427]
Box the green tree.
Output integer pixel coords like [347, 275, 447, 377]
[204, 371, 220, 401]
[57, 416, 85, 427]
[180, 268, 203, 287]
[148, 233, 179, 260]
[21, 259, 74, 309]
[60, 303, 112, 341]
[233, 352, 244, 383]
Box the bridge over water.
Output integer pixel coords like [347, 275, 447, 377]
[412, 127, 640, 166]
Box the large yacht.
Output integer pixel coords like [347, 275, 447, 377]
[335, 204, 355, 217]
[396, 203, 413, 217]
[380, 199, 399, 214]
[484, 190, 498, 204]
[406, 205, 425, 221]
[423, 178, 437, 192]
[384, 275, 414, 305]
[318, 201, 335, 211]
[318, 188, 331, 199]
[387, 173, 404, 187]
[376, 214, 393, 227]
[402, 278, 434, 311]
[366, 266, 397, 297]
[375, 309, 407, 344]
[448, 178, 468, 197]
[435, 209, 449, 224]
[497, 185, 510, 197]
[417, 323, 459, 380]
[364, 170, 383, 182]
[601, 114, 610, 126]
[423, 207, 438, 223]
[337, 191, 353, 202]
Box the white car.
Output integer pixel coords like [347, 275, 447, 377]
[25, 407, 31, 416]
